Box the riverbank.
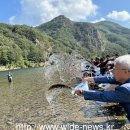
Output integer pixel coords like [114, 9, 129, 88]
[0, 62, 46, 72]
[0, 66, 21, 72]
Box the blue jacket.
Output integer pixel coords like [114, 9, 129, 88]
[83, 76, 130, 121]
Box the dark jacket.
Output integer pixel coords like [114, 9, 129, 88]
[83, 76, 130, 121]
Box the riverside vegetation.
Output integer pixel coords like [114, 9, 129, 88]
[1, 15, 130, 70]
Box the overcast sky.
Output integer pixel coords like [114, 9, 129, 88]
[0, 0, 130, 28]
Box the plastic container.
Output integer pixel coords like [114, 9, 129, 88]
[71, 82, 89, 94]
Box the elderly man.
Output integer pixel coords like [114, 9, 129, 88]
[75, 55, 130, 122]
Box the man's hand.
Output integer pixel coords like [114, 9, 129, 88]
[82, 77, 94, 83]
[74, 90, 83, 96]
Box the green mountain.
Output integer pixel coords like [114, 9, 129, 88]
[37, 15, 130, 57]
[95, 21, 130, 55]
[0, 23, 70, 68]
[1, 15, 130, 68]
[37, 15, 104, 57]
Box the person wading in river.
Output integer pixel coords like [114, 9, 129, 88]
[75, 55, 130, 123]
[7, 72, 12, 82]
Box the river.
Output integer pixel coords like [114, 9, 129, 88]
[0, 67, 49, 129]
[0, 53, 126, 129]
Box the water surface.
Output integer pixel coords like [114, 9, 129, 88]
[0, 55, 126, 129]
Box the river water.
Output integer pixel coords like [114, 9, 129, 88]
[0, 54, 126, 130]
[0, 67, 52, 129]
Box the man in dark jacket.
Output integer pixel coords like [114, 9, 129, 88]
[75, 55, 130, 122]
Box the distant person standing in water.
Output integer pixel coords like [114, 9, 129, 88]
[8, 72, 12, 82]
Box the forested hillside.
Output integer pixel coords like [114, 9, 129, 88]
[37, 15, 104, 57]
[0, 23, 70, 68]
[37, 15, 130, 57]
[1, 15, 130, 69]
[96, 21, 130, 55]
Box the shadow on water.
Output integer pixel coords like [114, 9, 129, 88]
[102, 104, 125, 116]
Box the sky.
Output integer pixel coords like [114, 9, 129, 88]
[0, 0, 130, 28]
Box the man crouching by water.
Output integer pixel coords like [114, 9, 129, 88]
[75, 55, 130, 123]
